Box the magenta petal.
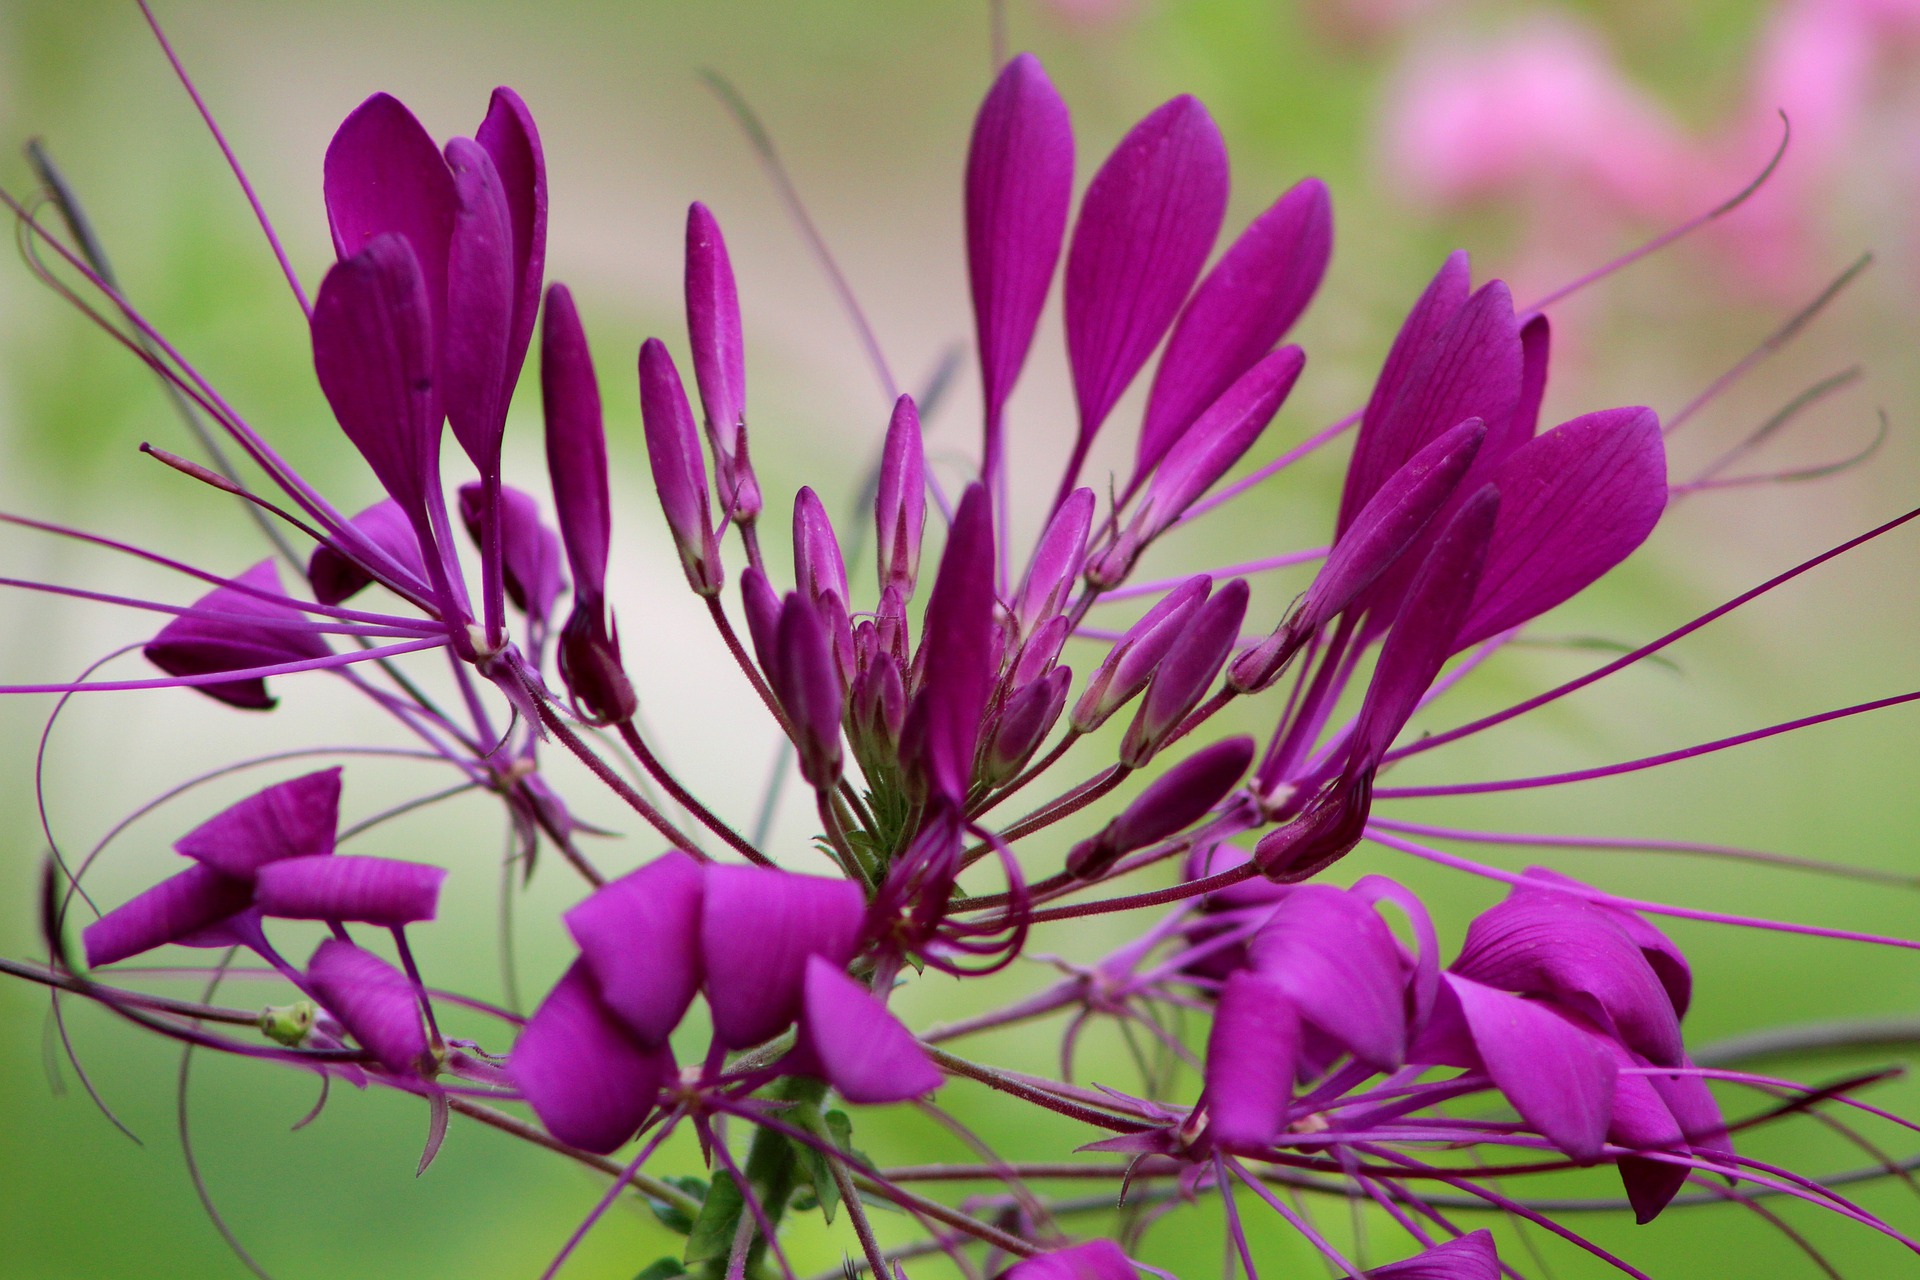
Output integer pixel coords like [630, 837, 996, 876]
[441, 136, 516, 473]
[145, 560, 331, 711]
[1364, 1231, 1499, 1280]
[1000, 1240, 1139, 1280]
[1249, 885, 1408, 1069]
[512, 960, 668, 1154]
[311, 234, 444, 533]
[323, 93, 455, 338]
[474, 86, 548, 393]
[541, 283, 611, 604]
[460, 483, 566, 625]
[1454, 406, 1667, 649]
[82, 864, 253, 968]
[1064, 95, 1229, 441]
[1204, 970, 1299, 1150]
[1338, 252, 1483, 533]
[564, 852, 705, 1046]
[308, 500, 430, 606]
[1138, 177, 1332, 479]
[1603, 1045, 1691, 1223]
[1346, 487, 1498, 768]
[874, 396, 928, 596]
[638, 337, 722, 596]
[967, 52, 1074, 470]
[1452, 882, 1683, 1066]
[174, 768, 342, 880]
[797, 956, 941, 1104]
[699, 865, 866, 1050]
[1442, 974, 1615, 1161]
[254, 855, 445, 926]
[901, 485, 997, 803]
[684, 202, 747, 457]
[307, 938, 428, 1075]
[1135, 346, 1304, 540]
[1300, 417, 1486, 633]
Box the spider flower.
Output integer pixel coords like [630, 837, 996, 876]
[6, 19, 1920, 1280]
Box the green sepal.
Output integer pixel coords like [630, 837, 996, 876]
[634, 1260, 688, 1280]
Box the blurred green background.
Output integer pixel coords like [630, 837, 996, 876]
[1, 1, 1918, 1276]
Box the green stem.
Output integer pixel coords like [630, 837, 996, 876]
[699, 1074, 828, 1280]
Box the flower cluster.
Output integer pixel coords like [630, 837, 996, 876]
[5, 11, 1920, 1280]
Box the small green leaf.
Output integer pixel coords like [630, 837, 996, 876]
[683, 1171, 746, 1266]
[648, 1175, 707, 1235]
[634, 1260, 688, 1280]
[796, 1134, 841, 1224]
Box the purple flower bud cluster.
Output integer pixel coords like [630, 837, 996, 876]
[3, 14, 1919, 1280]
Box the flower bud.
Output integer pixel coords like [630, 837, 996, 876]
[638, 337, 723, 596]
[1067, 735, 1253, 878]
[684, 202, 762, 521]
[985, 666, 1072, 784]
[557, 606, 637, 724]
[793, 486, 849, 609]
[1119, 578, 1248, 767]
[875, 396, 927, 596]
[1070, 574, 1210, 733]
[771, 593, 846, 789]
[1014, 487, 1094, 633]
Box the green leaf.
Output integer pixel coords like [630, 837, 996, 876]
[634, 1261, 688, 1280]
[648, 1176, 708, 1236]
[683, 1171, 746, 1266]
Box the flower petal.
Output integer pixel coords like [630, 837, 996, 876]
[323, 93, 455, 338]
[1070, 574, 1211, 733]
[173, 768, 342, 880]
[1453, 406, 1667, 649]
[1015, 487, 1094, 634]
[1137, 177, 1331, 480]
[1134, 346, 1304, 542]
[1249, 884, 1407, 1069]
[796, 956, 941, 1103]
[307, 500, 430, 606]
[901, 484, 997, 803]
[1441, 973, 1615, 1161]
[1204, 970, 1299, 1150]
[459, 482, 566, 625]
[307, 938, 428, 1075]
[1120, 578, 1249, 766]
[564, 852, 705, 1046]
[512, 960, 669, 1154]
[1000, 1240, 1138, 1280]
[1346, 487, 1498, 768]
[254, 855, 446, 926]
[772, 593, 846, 789]
[440, 136, 516, 472]
[82, 864, 253, 968]
[474, 86, 548, 396]
[1064, 95, 1229, 441]
[1452, 879, 1684, 1066]
[967, 52, 1075, 469]
[311, 234, 444, 534]
[1363, 1230, 1499, 1280]
[699, 865, 865, 1050]
[144, 560, 331, 710]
